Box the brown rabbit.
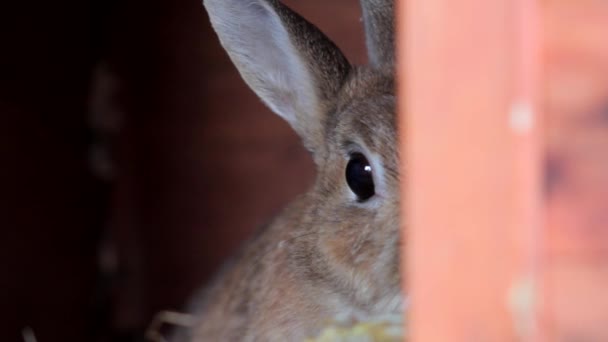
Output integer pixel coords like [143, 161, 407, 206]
[172, 0, 400, 340]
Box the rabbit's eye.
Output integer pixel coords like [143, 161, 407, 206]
[346, 153, 375, 201]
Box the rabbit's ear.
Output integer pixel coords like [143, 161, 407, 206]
[203, 0, 350, 151]
[360, 0, 395, 67]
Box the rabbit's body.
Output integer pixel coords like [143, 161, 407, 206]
[176, 0, 399, 340]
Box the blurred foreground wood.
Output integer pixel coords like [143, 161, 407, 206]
[402, 0, 608, 340]
[542, 1, 608, 339]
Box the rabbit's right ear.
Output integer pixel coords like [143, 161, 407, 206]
[203, 0, 351, 152]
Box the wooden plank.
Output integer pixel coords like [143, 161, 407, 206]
[400, 0, 542, 340]
[542, 1, 608, 339]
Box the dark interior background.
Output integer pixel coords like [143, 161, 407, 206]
[0, 0, 366, 341]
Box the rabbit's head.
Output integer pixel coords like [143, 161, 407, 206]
[203, 0, 399, 313]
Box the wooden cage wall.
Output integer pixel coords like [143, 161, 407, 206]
[400, 0, 608, 340]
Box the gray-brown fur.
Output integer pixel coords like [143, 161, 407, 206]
[359, 0, 395, 67]
[174, 1, 400, 340]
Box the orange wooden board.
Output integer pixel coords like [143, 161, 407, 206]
[401, 0, 608, 340]
[542, 1, 608, 340]
[400, 0, 542, 340]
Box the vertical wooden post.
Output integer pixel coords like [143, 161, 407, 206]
[400, 0, 541, 340]
[542, 1, 608, 340]
[401, 0, 608, 340]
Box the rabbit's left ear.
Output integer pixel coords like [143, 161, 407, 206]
[360, 0, 395, 68]
[203, 0, 351, 151]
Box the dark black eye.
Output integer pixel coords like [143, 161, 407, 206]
[345, 153, 375, 201]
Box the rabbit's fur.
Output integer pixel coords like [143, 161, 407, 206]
[175, 0, 399, 340]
